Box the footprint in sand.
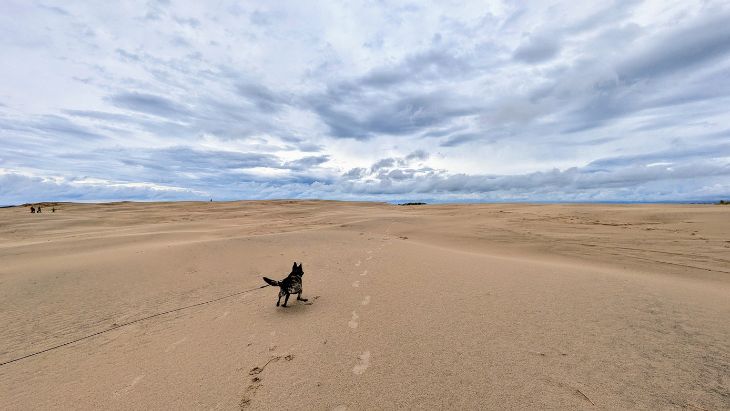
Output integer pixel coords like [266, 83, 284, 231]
[361, 296, 371, 306]
[361, 270, 368, 276]
[348, 311, 359, 329]
[240, 376, 262, 408]
[164, 337, 188, 353]
[365, 256, 372, 261]
[355, 260, 361, 267]
[113, 374, 144, 398]
[352, 351, 370, 375]
[352, 281, 360, 288]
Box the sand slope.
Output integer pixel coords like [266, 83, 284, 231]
[0, 201, 728, 409]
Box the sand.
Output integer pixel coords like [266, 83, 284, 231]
[0, 201, 728, 410]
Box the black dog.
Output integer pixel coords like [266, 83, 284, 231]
[263, 262, 308, 307]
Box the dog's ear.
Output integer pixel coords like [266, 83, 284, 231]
[292, 262, 298, 271]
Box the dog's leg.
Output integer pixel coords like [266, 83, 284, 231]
[282, 293, 290, 307]
[277, 291, 283, 306]
[297, 291, 308, 302]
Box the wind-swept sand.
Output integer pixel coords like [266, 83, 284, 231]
[0, 201, 728, 410]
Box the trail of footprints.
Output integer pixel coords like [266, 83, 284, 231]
[239, 296, 319, 408]
[240, 225, 392, 408]
[240, 354, 295, 409]
[348, 223, 393, 376]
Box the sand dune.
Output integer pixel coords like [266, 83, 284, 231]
[0, 201, 728, 409]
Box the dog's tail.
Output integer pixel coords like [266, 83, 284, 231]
[262, 277, 280, 287]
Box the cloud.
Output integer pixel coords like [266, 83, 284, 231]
[173, 16, 201, 28]
[338, 160, 730, 201]
[109, 92, 192, 119]
[3, 145, 728, 204]
[342, 167, 367, 180]
[405, 150, 429, 161]
[285, 155, 330, 170]
[235, 82, 290, 112]
[0, 171, 206, 205]
[513, 35, 560, 63]
[439, 132, 482, 147]
[1, 1, 729, 203]
[587, 143, 730, 169]
[310, 89, 481, 140]
[616, 11, 730, 83]
[115, 146, 283, 172]
[0, 114, 105, 143]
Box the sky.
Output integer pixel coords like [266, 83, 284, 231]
[1, 0, 729, 204]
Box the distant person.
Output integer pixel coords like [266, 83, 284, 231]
[37, 206, 42, 213]
[52, 207, 56, 213]
[30, 206, 35, 213]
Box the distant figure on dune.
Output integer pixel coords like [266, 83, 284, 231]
[37, 206, 42, 213]
[30, 206, 35, 213]
[52, 207, 56, 213]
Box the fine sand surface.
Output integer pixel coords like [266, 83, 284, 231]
[0, 201, 728, 410]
